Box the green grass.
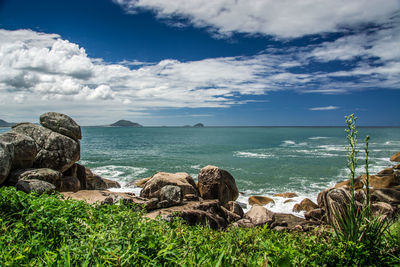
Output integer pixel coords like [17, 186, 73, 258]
[0, 187, 399, 266]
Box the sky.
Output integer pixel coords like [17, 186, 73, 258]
[0, 0, 399, 126]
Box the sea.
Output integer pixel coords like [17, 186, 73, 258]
[1, 126, 400, 216]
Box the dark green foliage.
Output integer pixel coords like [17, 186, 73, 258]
[0, 187, 399, 266]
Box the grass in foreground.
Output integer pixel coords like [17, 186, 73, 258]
[0, 187, 399, 266]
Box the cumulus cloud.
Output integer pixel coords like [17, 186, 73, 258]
[309, 106, 339, 111]
[113, 0, 399, 38]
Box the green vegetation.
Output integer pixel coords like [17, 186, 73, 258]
[0, 187, 399, 266]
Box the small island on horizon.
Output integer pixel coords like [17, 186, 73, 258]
[0, 119, 14, 127]
[109, 120, 142, 127]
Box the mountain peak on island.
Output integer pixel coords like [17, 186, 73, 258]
[110, 120, 142, 127]
[0, 119, 14, 127]
[193, 123, 204, 128]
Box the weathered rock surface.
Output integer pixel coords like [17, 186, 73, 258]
[140, 172, 198, 199]
[361, 173, 400, 189]
[292, 198, 318, 212]
[390, 152, 400, 162]
[12, 123, 80, 172]
[157, 185, 183, 208]
[0, 145, 12, 184]
[371, 188, 400, 205]
[244, 205, 275, 226]
[248, 195, 274, 206]
[59, 176, 80, 192]
[335, 177, 363, 190]
[371, 202, 395, 217]
[145, 200, 230, 229]
[63, 163, 88, 190]
[40, 112, 82, 141]
[102, 177, 121, 189]
[304, 208, 325, 222]
[273, 192, 298, 198]
[0, 131, 37, 170]
[16, 179, 56, 194]
[7, 168, 62, 187]
[272, 213, 318, 232]
[226, 201, 244, 218]
[128, 177, 152, 188]
[197, 165, 239, 205]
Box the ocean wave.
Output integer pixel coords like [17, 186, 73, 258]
[234, 151, 274, 159]
[318, 145, 346, 152]
[91, 165, 148, 184]
[308, 136, 330, 140]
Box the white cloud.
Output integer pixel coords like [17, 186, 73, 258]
[113, 0, 399, 38]
[309, 106, 339, 111]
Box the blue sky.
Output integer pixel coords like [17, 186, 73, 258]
[0, 0, 399, 126]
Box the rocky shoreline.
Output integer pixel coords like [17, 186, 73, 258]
[1, 112, 399, 231]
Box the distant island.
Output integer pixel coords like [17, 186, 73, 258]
[193, 123, 204, 128]
[110, 120, 142, 127]
[0, 119, 14, 127]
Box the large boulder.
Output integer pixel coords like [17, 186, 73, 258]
[63, 163, 88, 190]
[0, 145, 12, 184]
[248, 195, 274, 206]
[12, 123, 80, 172]
[197, 165, 239, 205]
[226, 201, 244, 218]
[140, 172, 198, 199]
[85, 167, 108, 190]
[102, 178, 121, 189]
[390, 152, 400, 162]
[292, 198, 318, 212]
[157, 185, 183, 208]
[244, 205, 275, 226]
[371, 202, 395, 217]
[40, 112, 82, 141]
[317, 187, 353, 226]
[7, 168, 62, 187]
[360, 174, 400, 189]
[273, 192, 298, 198]
[371, 188, 400, 205]
[0, 131, 37, 170]
[16, 179, 56, 195]
[59, 176, 81, 192]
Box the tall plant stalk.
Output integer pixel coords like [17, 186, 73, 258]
[345, 114, 358, 207]
[365, 135, 370, 212]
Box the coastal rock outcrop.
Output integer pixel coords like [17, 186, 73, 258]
[12, 122, 80, 172]
[140, 172, 198, 199]
[157, 185, 183, 208]
[390, 152, 400, 162]
[7, 168, 62, 187]
[273, 192, 298, 198]
[197, 165, 238, 205]
[0, 145, 12, 184]
[292, 198, 318, 212]
[244, 205, 275, 226]
[40, 112, 82, 141]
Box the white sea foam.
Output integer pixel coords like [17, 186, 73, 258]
[282, 140, 296, 146]
[92, 165, 148, 186]
[234, 151, 273, 159]
[318, 145, 346, 152]
[309, 136, 329, 140]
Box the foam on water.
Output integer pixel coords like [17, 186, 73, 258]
[309, 136, 330, 140]
[234, 151, 274, 159]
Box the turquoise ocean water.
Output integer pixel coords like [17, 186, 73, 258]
[2, 126, 400, 214]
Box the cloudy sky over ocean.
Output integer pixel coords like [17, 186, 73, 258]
[0, 0, 399, 126]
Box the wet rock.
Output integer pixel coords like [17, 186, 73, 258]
[273, 192, 298, 198]
[16, 179, 56, 194]
[85, 167, 108, 190]
[141, 172, 198, 199]
[7, 168, 62, 187]
[244, 205, 275, 226]
[248, 195, 274, 206]
[284, 199, 295, 204]
[40, 112, 82, 141]
[293, 198, 318, 212]
[12, 123, 80, 172]
[197, 165, 239, 205]
[390, 152, 400, 162]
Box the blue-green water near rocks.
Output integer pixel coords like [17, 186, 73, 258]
[2, 126, 400, 214]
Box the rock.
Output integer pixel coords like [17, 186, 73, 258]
[244, 205, 275, 226]
[0, 145, 12, 184]
[371, 202, 395, 217]
[232, 219, 254, 228]
[62, 190, 146, 206]
[12, 123, 80, 172]
[221, 206, 241, 223]
[304, 208, 325, 222]
[361, 174, 400, 189]
[140, 172, 198, 199]
[335, 177, 363, 190]
[183, 194, 200, 201]
[7, 168, 62, 187]
[317, 188, 353, 226]
[145, 200, 229, 229]
[292, 198, 318, 212]
[390, 152, 400, 162]
[40, 112, 82, 141]
[274, 213, 319, 232]
[273, 192, 298, 198]
[16, 179, 56, 194]
[144, 198, 160, 211]
[284, 199, 295, 204]
[248, 195, 274, 206]
[0, 131, 37, 170]
[371, 188, 400, 205]
[197, 165, 238, 205]
[59, 176, 80, 192]
[85, 167, 108, 190]
[157, 185, 183, 208]
[394, 164, 400, 170]
[226, 201, 244, 218]
[130, 177, 152, 188]
[63, 163, 88, 190]
[102, 178, 121, 189]
[377, 168, 394, 175]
